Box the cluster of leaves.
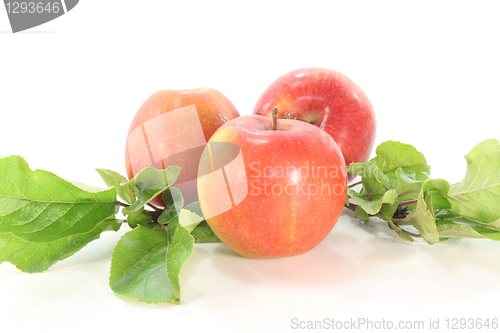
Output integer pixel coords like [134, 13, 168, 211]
[347, 139, 500, 244]
[0, 156, 219, 304]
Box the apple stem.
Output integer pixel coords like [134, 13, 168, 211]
[271, 108, 279, 130]
[283, 113, 297, 120]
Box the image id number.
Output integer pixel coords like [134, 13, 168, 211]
[446, 318, 499, 330]
[5, 2, 60, 14]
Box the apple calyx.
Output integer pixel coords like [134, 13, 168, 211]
[283, 113, 297, 120]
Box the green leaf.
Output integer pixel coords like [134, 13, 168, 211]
[127, 208, 152, 229]
[422, 179, 452, 211]
[157, 188, 184, 225]
[162, 187, 184, 211]
[435, 220, 485, 239]
[359, 160, 389, 196]
[0, 218, 120, 273]
[394, 167, 424, 201]
[450, 139, 500, 223]
[179, 202, 204, 233]
[348, 189, 398, 215]
[122, 166, 181, 215]
[347, 162, 365, 176]
[354, 205, 370, 223]
[158, 210, 178, 225]
[191, 221, 220, 243]
[402, 182, 440, 244]
[377, 203, 399, 223]
[109, 220, 194, 304]
[436, 211, 500, 233]
[96, 169, 136, 204]
[0, 155, 119, 243]
[372, 141, 431, 180]
[473, 225, 500, 241]
[435, 219, 500, 241]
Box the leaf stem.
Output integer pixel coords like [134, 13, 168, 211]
[348, 181, 362, 188]
[388, 219, 423, 239]
[398, 199, 418, 207]
[117, 201, 129, 208]
[399, 227, 423, 238]
[147, 203, 162, 212]
[398, 188, 419, 198]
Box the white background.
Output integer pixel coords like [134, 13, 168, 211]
[1, 1, 500, 332]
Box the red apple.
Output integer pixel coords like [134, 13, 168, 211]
[253, 68, 376, 179]
[197, 114, 347, 259]
[125, 88, 240, 206]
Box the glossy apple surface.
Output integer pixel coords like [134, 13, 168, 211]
[253, 68, 376, 177]
[197, 115, 347, 259]
[125, 88, 240, 206]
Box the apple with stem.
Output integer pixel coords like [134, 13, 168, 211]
[197, 110, 347, 259]
[253, 68, 376, 180]
[125, 88, 240, 207]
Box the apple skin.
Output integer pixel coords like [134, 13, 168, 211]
[125, 88, 240, 207]
[197, 115, 347, 259]
[253, 68, 376, 178]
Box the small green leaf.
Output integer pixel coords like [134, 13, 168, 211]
[354, 205, 370, 223]
[372, 141, 431, 180]
[377, 202, 399, 223]
[158, 210, 178, 225]
[179, 202, 204, 233]
[109, 220, 194, 304]
[156, 189, 182, 225]
[162, 187, 184, 211]
[394, 167, 424, 201]
[402, 182, 440, 244]
[347, 162, 365, 176]
[122, 166, 181, 215]
[96, 168, 136, 204]
[359, 161, 389, 196]
[127, 208, 152, 229]
[422, 179, 453, 211]
[348, 189, 398, 215]
[191, 221, 220, 243]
